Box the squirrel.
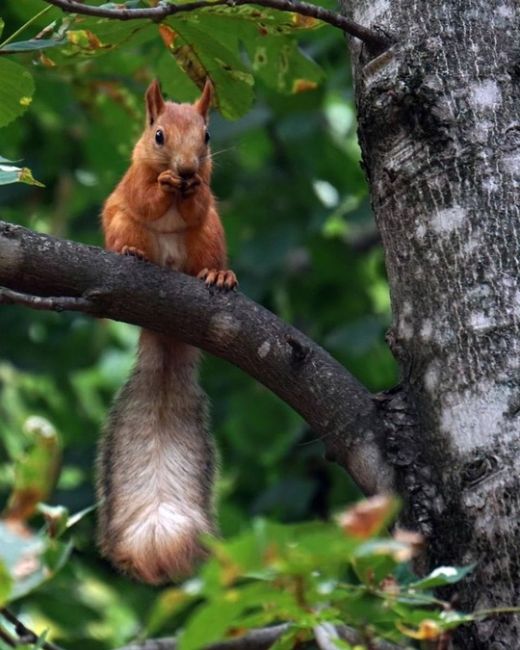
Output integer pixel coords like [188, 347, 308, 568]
[97, 79, 237, 585]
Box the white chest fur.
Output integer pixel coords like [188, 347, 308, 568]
[148, 205, 188, 270]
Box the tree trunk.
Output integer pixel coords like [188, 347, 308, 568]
[341, 0, 520, 647]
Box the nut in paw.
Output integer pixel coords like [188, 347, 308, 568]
[158, 169, 182, 192]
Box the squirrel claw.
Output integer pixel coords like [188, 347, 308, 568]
[122, 245, 147, 261]
[197, 268, 238, 290]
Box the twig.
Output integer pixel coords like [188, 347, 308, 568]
[314, 623, 341, 650]
[117, 624, 289, 650]
[338, 624, 406, 650]
[315, 623, 405, 650]
[0, 287, 96, 313]
[116, 623, 406, 650]
[43, 0, 390, 50]
[0, 608, 63, 650]
[0, 624, 17, 648]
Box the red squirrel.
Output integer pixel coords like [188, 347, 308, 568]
[97, 79, 236, 584]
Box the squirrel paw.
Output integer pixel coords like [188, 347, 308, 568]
[197, 268, 238, 290]
[180, 175, 201, 198]
[122, 245, 147, 261]
[158, 169, 182, 193]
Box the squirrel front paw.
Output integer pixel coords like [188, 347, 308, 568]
[197, 268, 238, 290]
[180, 175, 201, 198]
[158, 169, 182, 193]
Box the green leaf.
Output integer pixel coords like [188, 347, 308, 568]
[0, 559, 13, 606]
[269, 627, 307, 650]
[157, 52, 200, 103]
[164, 19, 254, 119]
[0, 18, 4, 39]
[0, 58, 34, 127]
[178, 599, 245, 650]
[352, 540, 410, 585]
[146, 585, 197, 635]
[410, 565, 475, 591]
[0, 162, 44, 187]
[43, 538, 74, 575]
[0, 38, 65, 53]
[246, 37, 323, 95]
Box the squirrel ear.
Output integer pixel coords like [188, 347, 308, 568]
[145, 80, 165, 126]
[195, 79, 213, 121]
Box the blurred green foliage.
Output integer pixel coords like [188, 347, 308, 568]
[0, 1, 400, 647]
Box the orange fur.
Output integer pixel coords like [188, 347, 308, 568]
[102, 79, 233, 281]
[98, 80, 236, 585]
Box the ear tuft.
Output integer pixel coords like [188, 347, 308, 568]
[145, 80, 165, 126]
[195, 79, 214, 121]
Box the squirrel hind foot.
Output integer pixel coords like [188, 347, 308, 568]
[121, 245, 148, 261]
[197, 268, 238, 290]
[110, 528, 209, 585]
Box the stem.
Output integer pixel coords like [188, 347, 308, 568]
[474, 606, 520, 619]
[0, 5, 53, 48]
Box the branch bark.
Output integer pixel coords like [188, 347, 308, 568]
[0, 220, 394, 496]
[116, 623, 404, 650]
[0, 609, 63, 650]
[43, 0, 390, 51]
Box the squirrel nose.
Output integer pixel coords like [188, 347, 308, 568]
[178, 165, 197, 179]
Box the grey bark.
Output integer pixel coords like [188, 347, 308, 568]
[0, 220, 393, 496]
[116, 623, 403, 650]
[342, 0, 520, 647]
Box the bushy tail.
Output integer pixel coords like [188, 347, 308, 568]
[96, 331, 216, 584]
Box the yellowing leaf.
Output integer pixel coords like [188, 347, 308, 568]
[397, 619, 442, 640]
[19, 167, 44, 187]
[159, 24, 177, 48]
[292, 79, 317, 93]
[38, 52, 56, 68]
[19, 96, 32, 107]
[291, 13, 320, 29]
[66, 29, 105, 51]
[337, 495, 398, 539]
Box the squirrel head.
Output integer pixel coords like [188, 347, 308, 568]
[133, 79, 214, 180]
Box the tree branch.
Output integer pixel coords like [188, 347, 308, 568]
[0, 608, 63, 650]
[117, 624, 289, 650]
[43, 0, 390, 51]
[0, 221, 394, 495]
[116, 623, 405, 650]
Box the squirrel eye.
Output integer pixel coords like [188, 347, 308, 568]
[205, 130, 210, 145]
[155, 129, 164, 145]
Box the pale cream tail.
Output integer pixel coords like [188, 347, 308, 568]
[96, 331, 216, 584]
